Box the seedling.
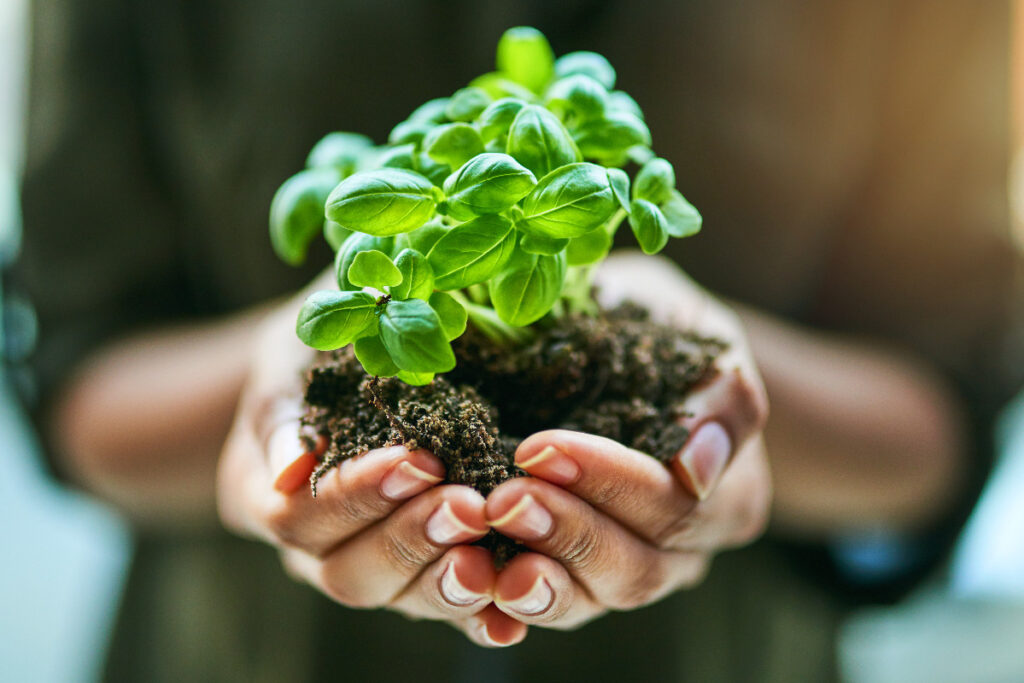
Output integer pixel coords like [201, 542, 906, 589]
[270, 26, 703, 384]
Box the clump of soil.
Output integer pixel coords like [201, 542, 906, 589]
[301, 303, 724, 564]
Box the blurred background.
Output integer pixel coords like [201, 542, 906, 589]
[1, 1, 1022, 682]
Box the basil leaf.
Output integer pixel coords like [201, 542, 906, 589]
[506, 105, 580, 179]
[354, 335, 399, 377]
[633, 157, 675, 205]
[325, 169, 438, 236]
[391, 248, 435, 300]
[335, 233, 395, 290]
[518, 162, 617, 238]
[496, 26, 554, 93]
[572, 111, 652, 164]
[409, 97, 450, 124]
[489, 248, 567, 326]
[445, 87, 492, 122]
[376, 143, 416, 171]
[388, 119, 435, 147]
[554, 51, 616, 90]
[380, 299, 456, 373]
[607, 90, 644, 120]
[607, 167, 631, 213]
[306, 132, 375, 175]
[662, 189, 702, 238]
[397, 370, 435, 386]
[519, 232, 569, 255]
[544, 74, 607, 123]
[423, 123, 484, 170]
[415, 153, 451, 187]
[269, 167, 342, 266]
[427, 214, 516, 289]
[347, 249, 403, 289]
[629, 199, 669, 254]
[441, 153, 536, 221]
[296, 290, 378, 351]
[566, 224, 613, 266]
[469, 72, 538, 101]
[429, 291, 468, 341]
[477, 98, 526, 142]
[402, 218, 450, 254]
[324, 219, 352, 251]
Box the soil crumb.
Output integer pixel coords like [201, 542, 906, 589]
[302, 303, 724, 565]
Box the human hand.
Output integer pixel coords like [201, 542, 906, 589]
[482, 252, 771, 629]
[216, 296, 527, 647]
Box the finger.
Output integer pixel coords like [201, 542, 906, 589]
[455, 604, 529, 648]
[667, 436, 772, 551]
[389, 545, 496, 620]
[295, 485, 487, 609]
[493, 551, 605, 629]
[514, 430, 702, 550]
[487, 478, 705, 610]
[258, 430, 446, 555]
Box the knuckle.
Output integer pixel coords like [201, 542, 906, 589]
[261, 498, 304, 548]
[607, 559, 666, 610]
[585, 474, 634, 508]
[379, 529, 434, 575]
[318, 566, 377, 608]
[549, 525, 604, 575]
[653, 511, 700, 550]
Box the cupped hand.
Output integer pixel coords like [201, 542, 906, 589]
[484, 252, 771, 629]
[216, 295, 527, 647]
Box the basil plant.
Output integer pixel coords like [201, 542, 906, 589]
[270, 26, 702, 385]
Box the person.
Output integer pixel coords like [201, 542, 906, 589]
[14, 0, 1024, 681]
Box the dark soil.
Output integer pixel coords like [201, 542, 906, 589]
[301, 303, 724, 565]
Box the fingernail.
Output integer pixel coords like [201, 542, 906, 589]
[426, 501, 489, 545]
[499, 576, 553, 616]
[380, 460, 443, 501]
[440, 562, 488, 607]
[489, 494, 553, 539]
[472, 618, 511, 648]
[677, 422, 732, 501]
[273, 453, 318, 494]
[516, 445, 581, 485]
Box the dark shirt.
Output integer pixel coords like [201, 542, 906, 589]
[15, 1, 1024, 681]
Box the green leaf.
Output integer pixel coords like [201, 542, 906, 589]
[354, 335, 399, 377]
[572, 111, 652, 164]
[544, 74, 607, 123]
[415, 153, 451, 187]
[445, 87, 492, 122]
[335, 233, 395, 290]
[269, 167, 342, 266]
[489, 247, 567, 326]
[325, 169, 438, 236]
[388, 119, 434, 147]
[496, 26, 554, 93]
[554, 51, 616, 90]
[402, 218, 450, 254]
[376, 143, 416, 170]
[380, 299, 456, 373]
[607, 167, 631, 213]
[324, 219, 352, 251]
[441, 153, 536, 221]
[566, 224, 613, 266]
[295, 290, 378, 351]
[423, 123, 484, 170]
[391, 248, 435, 300]
[429, 291, 468, 341]
[409, 97, 450, 124]
[662, 190, 702, 238]
[397, 370, 435, 386]
[306, 132, 375, 175]
[519, 232, 568, 255]
[348, 249, 403, 289]
[427, 214, 516, 289]
[477, 98, 527, 142]
[518, 162, 617, 238]
[633, 157, 675, 205]
[629, 199, 669, 254]
[506, 105, 580, 179]
[469, 72, 538, 101]
[607, 90, 644, 120]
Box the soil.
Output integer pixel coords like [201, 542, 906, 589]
[301, 303, 725, 565]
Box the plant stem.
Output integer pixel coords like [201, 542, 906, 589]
[450, 290, 535, 346]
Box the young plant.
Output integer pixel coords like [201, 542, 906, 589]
[270, 26, 703, 385]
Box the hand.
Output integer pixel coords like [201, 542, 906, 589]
[216, 296, 528, 647]
[482, 252, 771, 629]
